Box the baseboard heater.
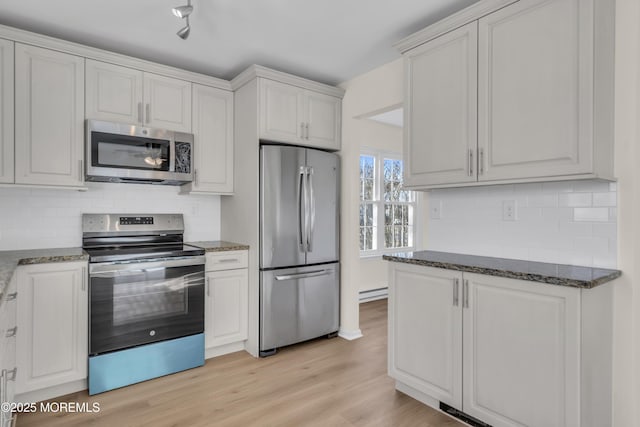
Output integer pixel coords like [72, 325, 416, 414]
[359, 287, 388, 303]
[439, 402, 492, 427]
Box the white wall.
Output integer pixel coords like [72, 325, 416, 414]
[338, 58, 403, 338]
[612, 0, 640, 425]
[0, 183, 220, 250]
[426, 180, 617, 268]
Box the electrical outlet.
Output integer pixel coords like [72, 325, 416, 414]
[430, 201, 442, 220]
[502, 200, 516, 221]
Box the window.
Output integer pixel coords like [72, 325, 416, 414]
[360, 151, 416, 255]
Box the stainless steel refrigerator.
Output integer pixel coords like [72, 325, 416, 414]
[259, 144, 340, 356]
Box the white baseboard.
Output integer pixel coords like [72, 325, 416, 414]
[205, 341, 247, 359]
[338, 328, 363, 340]
[15, 379, 87, 403]
[359, 287, 388, 303]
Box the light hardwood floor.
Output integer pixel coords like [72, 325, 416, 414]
[17, 300, 463, 427]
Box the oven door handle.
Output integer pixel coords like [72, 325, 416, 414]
[90, 256, 205, 275]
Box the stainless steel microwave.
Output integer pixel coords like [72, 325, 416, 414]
[86, 120, 194, 185]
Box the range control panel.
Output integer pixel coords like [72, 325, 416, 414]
[119, 216, 154, 225]
[82, 213, 184, 235]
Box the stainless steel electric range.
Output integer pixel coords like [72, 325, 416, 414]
[82, 213, 205, 395]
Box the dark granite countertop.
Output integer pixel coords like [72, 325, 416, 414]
[383, 250, 621, 289]
[188, 241, 250, 252]
[0, 247, 89, 305]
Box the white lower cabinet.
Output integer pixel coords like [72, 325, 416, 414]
[15, 261, 88, 398]
[389, 262, 607, 427]
[204, 251, 248, 357]
[0, 275, 17, 427]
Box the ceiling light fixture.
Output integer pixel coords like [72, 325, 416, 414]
[172, 0, 193, 40]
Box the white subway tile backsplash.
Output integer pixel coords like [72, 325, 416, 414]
[559, 193, 592, 207]
[592, 192, 616, 207]
[426, 180, 617, 268]
[574, 207, 610, 222]
[0, 183, 221, 250]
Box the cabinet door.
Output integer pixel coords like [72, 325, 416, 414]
[14, 44, 85, 187]
[143, 73, 192, 132]
[388, 263, 462, 409]
[205, 269, 248, 348]
[463, 273, 580, 427]
[85, 59, 143, 124]
[16, 262, 88, 394]
[304, 91, 341, 150]
[259, 79, 304, 144]
[0, 39, 13, 184]
[478, 0, 593, 181]
[404, 22, 478, 187]
[189, 84, 234, 194]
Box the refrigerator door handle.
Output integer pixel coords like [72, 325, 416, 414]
[274, 269, 332, 281]
[298, 166, 307, 252]
[307, 167, 315, 252]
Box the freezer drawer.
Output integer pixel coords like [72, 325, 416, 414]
[260, 263, 339, 352]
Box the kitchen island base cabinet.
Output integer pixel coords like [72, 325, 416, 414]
[388, 262, 612, 427]
[14, 261, 88, 403]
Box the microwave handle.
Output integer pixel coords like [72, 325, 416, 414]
[169, 140, 176, 173]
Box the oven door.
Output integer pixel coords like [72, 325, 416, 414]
[89, 256, 205, 355]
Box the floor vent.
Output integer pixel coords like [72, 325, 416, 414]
[359, 287, 388, 303]
[439, 402, 492, 427]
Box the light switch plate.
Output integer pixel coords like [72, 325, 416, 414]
[503, 200, 516, 221]
[430, 201, 442, 220]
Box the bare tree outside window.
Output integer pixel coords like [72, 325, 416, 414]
[360, 153, 415, 254]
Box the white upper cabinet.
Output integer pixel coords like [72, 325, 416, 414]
[478, 0, 593, 181]
[399, 0, 614, 189]
[14, 44, 85, 188]
[86, 60, 192, 132]
[183, 83, 234, 194]
[404, 22, 477, 187]
[259, 78, 341, 150]
[0, 38, 13, 184]
[85, 60, 143, 124]
[259, 79, 304, 143]
[143, 73, 192, 132]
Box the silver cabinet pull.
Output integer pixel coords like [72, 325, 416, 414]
[6, 368, 16, 382]
[479, 148, 484, 175]
[218, 258, 238, 263]
[6, 292, 17, 301]
[464, 280, 469, 309]
[193, 169, 198, 186]
[468, 149, 474, 176]
[137, 102, 143, 123]
[206, 277, 210, 297]
[300, 122, 305, 139]
[275, 269, 331, 281]
[305, 123, 310, 140]
[453, 278, 459, 306]
[145, 104, 151, 123]
[5, 327, 17, 338]
[78, 159, 84, 182]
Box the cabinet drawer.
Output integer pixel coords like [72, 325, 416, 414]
[205, 251, 248, 271]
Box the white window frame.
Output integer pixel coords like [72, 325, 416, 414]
[359, 148, 419, 258]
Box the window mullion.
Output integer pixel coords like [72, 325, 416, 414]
[376, 155, 385, 252]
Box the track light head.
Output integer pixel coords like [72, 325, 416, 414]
[177, 24, 191, 40]
[172, 5, 193, 18]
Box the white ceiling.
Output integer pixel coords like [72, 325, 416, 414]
[0, 0, 479, 86]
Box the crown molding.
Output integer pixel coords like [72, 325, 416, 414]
[231, 64, 345, 98]
[394, 0, 518, 53]
[0, 23, 232, 91]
